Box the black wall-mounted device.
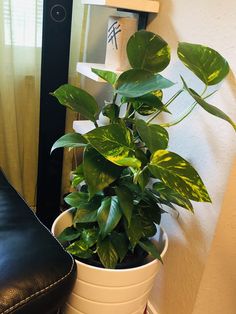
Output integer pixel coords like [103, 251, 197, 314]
[36, 0, 73, 227]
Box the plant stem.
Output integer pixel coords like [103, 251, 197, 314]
[113, 92, 118, 104]
[161, 85, 213, 128]
[161, 102, 197, 127]
[147, 89, 184, 124]
[125, 102, 132, 118]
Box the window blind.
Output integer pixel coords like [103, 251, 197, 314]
[3, 0, 43, 47]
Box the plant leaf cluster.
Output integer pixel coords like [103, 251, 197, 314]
[51, 30, 234, 268]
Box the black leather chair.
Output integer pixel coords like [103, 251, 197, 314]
[0, 170, 77, 314]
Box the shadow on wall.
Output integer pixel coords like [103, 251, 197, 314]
[151, 212, 208, 314]
[227, 70, 236, 99]
[147, 0, 236, 313]
[148, 2, 208, 312]
[148, 0, 178, 48]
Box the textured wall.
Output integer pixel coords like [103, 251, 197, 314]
[192, 159, 236, 314]
[147, 0, 236, 313]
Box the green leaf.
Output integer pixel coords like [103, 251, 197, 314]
[137, 167, 150, 191]
[57, 226, 81, 243]
[148, 150, 211, 202]
[115, 69, 174, 98]
[124, 212, 143, 248]
[64, 192, 89, 207]
[97, 236, 119, 268]
[138, 196, 162, 224]
[85, 124, 137, 167]
[115, 157, 141, 169]
[135, 148, 148, 168]
[110, 232, 129, 262]
[139, 213, 157, 238]
[72, 176, 84, 188]
[181, 77, 236, 131]
[136, 119, 169, 153]
[73, 164, 84, 176]
[153, 181, 193, 212]
[124, 93, 169, 116]
[127, 30, 171, 73]
[72, 164, 85, 188]
[51, 133, 87, 153]
[92, 68, 118, 85]
[83, 146, 122, 196]
[81, 228, 99, 247]
[51, 84, 99, 122]
[152, 90, 163, 100]
[66, 240, 93, 259]
[178, 42, 230, 85]
[73, 208, 98, 223]
[139, 239, 162, 263]
[134, 94, 169, 115]
[115, 186, 134, 225]
[102, 103, 119, 121]
[97, 196, 122, 239]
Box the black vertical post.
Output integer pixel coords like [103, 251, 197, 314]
[36, 0, 73, 227]
[116, 9, 149, 30]
[138, 12, 149, 30]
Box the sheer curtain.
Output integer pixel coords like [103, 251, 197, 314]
[0, 0, 43, 207]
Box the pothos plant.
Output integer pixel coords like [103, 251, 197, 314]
[51, 30, 234, 269]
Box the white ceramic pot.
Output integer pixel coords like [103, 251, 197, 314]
[52, 209, 168, 314]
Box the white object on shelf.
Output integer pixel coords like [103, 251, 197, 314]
[105, 16, 138, 71]
[76, 62, 123, 82]
[81, 0, 160, 14]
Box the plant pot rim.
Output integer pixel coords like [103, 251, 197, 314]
[52, 208, 168, 272]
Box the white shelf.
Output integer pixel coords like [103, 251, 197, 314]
[76, 62, 123, 82]
[81, 0, 159, 13]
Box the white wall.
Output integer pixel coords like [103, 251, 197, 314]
[192, 159, 236, 314]
[83, 1, 236, 313]
[147, 1, 236, 313]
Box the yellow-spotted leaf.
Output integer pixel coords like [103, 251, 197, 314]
[83, 146, 122, 196]
[181, 77, 236, 131]
[97, 236, 119, 269]
[51, 84, 99, 122]
[92, 68, 118, 85]
[136, 119, 169, 153]
[85, 124, 140, 167]
[178, 42, 229, 86]
[127, 30, 171, 73]
[123, 93, 169, 116]
[153, 181, 194, 212]
[148, 150, 211, 202]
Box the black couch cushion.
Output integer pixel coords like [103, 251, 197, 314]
[0, 170, 77, 314]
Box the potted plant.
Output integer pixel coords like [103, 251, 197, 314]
[51, 30, 234, 314]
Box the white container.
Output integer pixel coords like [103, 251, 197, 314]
[105, 16, 138, 71]
[52, 209, 168, 314]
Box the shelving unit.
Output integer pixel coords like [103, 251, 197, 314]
[81, 0, 159, 13]
[77, 0, 159, 82]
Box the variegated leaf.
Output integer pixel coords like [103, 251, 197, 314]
[148, 150, 211, 202]
[178, 42, 229, 85]
[83, 146, 122, 196]
[136, 119, 169, 152]
[85, 124, 140, 167]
